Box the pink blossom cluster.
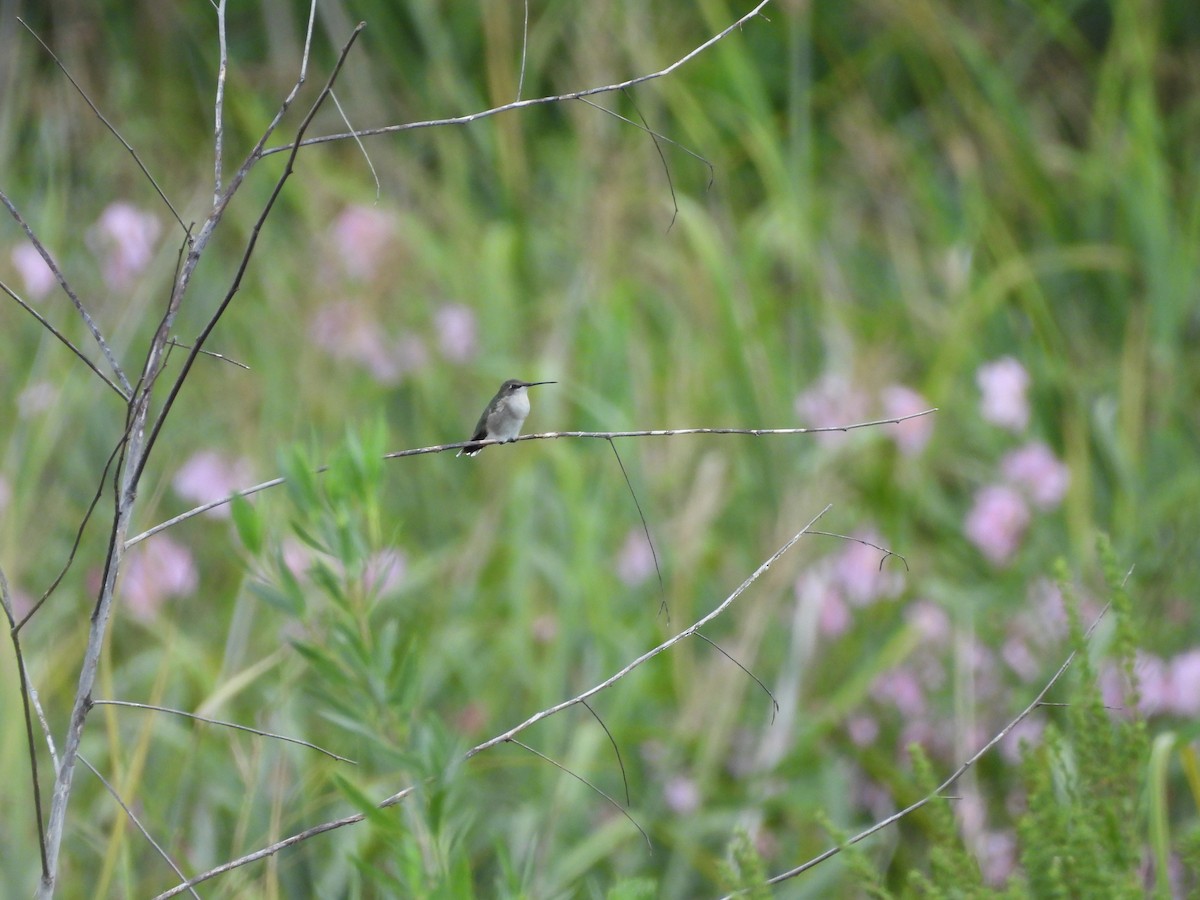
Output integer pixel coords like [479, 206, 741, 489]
[121, 536, 199, 622]
[795, 528, 907, 640]
[8, 201, 161, 300]
[965, 358, 1070, 567]
[308, 205, 479, 382]
[172, 451, 255, 519]
[1101, 649, 1200, 718]
[794, 375, 934, 456]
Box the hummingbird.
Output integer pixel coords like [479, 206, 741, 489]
[457, 379, 555, 457]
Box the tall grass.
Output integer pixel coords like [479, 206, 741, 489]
[2, 1, 1198, 896]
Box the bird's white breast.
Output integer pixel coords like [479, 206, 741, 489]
[489, 388, 530, 440]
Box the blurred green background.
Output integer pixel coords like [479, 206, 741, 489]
[2, 0, 1199, 897]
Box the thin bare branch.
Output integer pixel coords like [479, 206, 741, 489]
[517, 0, 530, 99]
[261, 0, 774, 157]
[581, 699, 630, 806]
[731, 603, 1113, 896]
[386, 409, 942, 459]
[578, 96, 713, 174]
[92, 700, 357, 763]
[0, 191, 132, 395]
[154, 788, 417, 899]
[625, 89, 678, 229]
[808, 531, 909, 572]
[607, 438, 666, 620]
[16, 19, 187, 234]
[506, 738, 651, 848]
[133, 23, 367, 488]
[1, 277, 127, 400]
[330, 88, 381, 200]
[693, 632, 779, 724]
[1, 567, 49, 878]
[15, 429, 128, 633]
[213, 0, 228, 203]
[125, 474, 289, 549]
[468, 510, 824, 758]
[155, 513, 824, 896]
[79, 756, 200, 900]
[166, 338, 250, 370]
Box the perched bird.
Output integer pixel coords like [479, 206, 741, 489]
[457, 379, 555, 457]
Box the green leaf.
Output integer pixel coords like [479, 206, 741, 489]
[230, 493, 263, 555]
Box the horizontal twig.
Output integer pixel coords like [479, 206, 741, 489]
[125, 410, 935, 550]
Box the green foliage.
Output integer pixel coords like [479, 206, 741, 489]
[4, 2, 1200, 898]
[831, 554, 1161, 898]
[717, 828, 771, 900]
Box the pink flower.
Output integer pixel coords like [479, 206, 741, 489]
[978, 829, 1018, 886]
[434, 304, 478, 363]
[1133, 653, 1169, 716]
[10, 243, 56, 299]
[1001, 635, 1039, 681]
[976, 357, 1030, 432]
[615, 528, 657, 587]
[663, 775, 700, 814]
[881, 384, 933, 455]
[122, 536, 198, 621]
[819, 587, 850, 637]
[906, 600, 950, 644]
[172, 451, 255, 518]
[1166, 650, 1200, 717]
[330, 205, 394, 280]
[363, 549, 406, 596]
[281, 538, 313, 579]
[999, 715, 1044, 763]
[1001, 442, 1070, 509]
[309, 302, 428, 385]
[794, 373, 870, 445]
[832, 529, 904, 606]
[1028, 578, 1067, 640]
[797, 569, 851, 638]
[871, 667, 926, 718]
[964, 484, 1030, 566]
[1098, 662, 1130, 714]
[846, 714, 879, 747]
[89, 202, 161, 290]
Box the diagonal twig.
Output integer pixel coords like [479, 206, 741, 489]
[79, 756, 201, 900]
[0, 192, 132, 396]
[607, 438, 666, 620]
[506, 738, 651, 848]
[92, 700, 357, 763]
[581, 699, 631, 806]
[15, 428, 129, 633]
[728, 602, 1114, 895]
[693, 632, 779, 724]
[1, 566, 49, 878]
[213, 0, 228, 203]
[17, 18, 187, 234]
[1, 278, 127, 399]
[131, 22, 367, 488]
[154, 513, 825, 896]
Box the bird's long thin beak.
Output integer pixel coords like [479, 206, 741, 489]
[524, 381, 556, 386]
